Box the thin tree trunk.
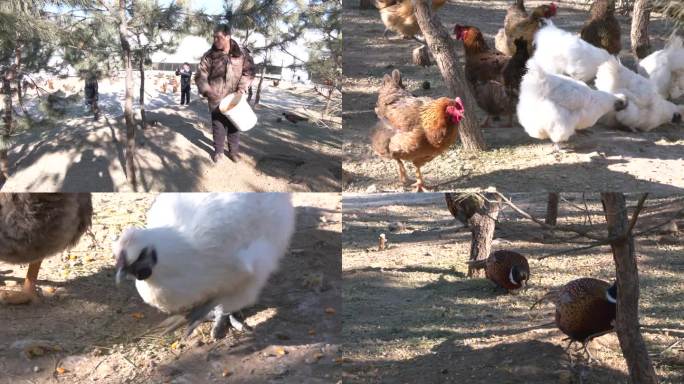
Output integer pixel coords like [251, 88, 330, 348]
[1, 69, 14, 185]
[444, 193, 501, 277]
[119, 0, 137, 190]
[254, 66, 266, 105]
[412, 0, 486, 151]
[601, 193, 658, 384]
[359, 0, 374, 9]
[324, 87, 333, 117]
[545, 192, 560, 225]
[139, 49, 147, 145]
[630, 0, 651, 59]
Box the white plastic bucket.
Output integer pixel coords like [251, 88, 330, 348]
[219, 92, 258, 132]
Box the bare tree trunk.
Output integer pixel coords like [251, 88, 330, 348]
[412, 0, 486, 151]
[119, 0, 137, 190]
[324, 87, 333, 117]
[545, 192, 560, 225]
[630, 0, 651, 59]
[1, 68, 14, 185]
[467, 193, 501, 277]
[601, 193, 658, 384]
[138, 48, 147, 146]
[254, 66, 266, 105]
[359, 0, 375, 9]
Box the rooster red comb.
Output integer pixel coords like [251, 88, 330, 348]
[549, 3, 557, 13]
[453, 97, 464, 112]
[453, 25, 466, 40]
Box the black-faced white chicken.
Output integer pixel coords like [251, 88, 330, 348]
[113, 193, 295, 339]
[0, 193, 93, 305]
[595, 58, 684, 131]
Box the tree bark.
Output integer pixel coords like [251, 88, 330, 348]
[412, 0, 486, 151]
[119, 0, 137, 190]
[1, 68, 14, 185]
[139, 48, 147, 145]
[254, 66, 266, 105]
[601, 193, 658, 384]
[359, 0, 375, 10]
[630, 0, 651, 59]
[545, 192, 560, 226]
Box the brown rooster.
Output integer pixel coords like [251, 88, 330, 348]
[376, 0, 448, 42]
[495, 0, 527, 55]
[372, 69, 465, 192]
[506, 2, 558, 56]
[580, 0, 621, 55]
[0, 193, 93, 305]
[454, 25, 517, 127]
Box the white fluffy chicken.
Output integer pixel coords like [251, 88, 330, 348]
[113, 193, 295, 339]
[532, 20, 612, 82]
[638, 35, 684, 100]
[517, 59, 628, 150]
[596, 58, 683, 132]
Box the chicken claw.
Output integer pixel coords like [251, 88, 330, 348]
[0, 289, 35, 305]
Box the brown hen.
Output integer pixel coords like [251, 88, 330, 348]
[372, 69, 465, 192]
[0, 193, 93, 304]
[580, 0, 621, 55]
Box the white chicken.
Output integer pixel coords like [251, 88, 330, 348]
[638, 35, 684, 100]
[532, 20, 612, 82]
[596, 58, 683, 132]
[517, 59, 628, 150]
[113, 193, 296, 339]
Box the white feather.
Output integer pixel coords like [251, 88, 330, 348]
[113, 193, 295, 315]
[596, 58, 684, 132]
[638, 35, 684, 99]
[509, 269, 517, 286]
[606, 290, 616, 304]
[517, 59, 625, 143]
[532, 20, 612, 82]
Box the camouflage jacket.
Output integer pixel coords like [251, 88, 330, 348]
[195, 39, 256, 110]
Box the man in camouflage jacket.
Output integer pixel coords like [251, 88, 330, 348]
[195, 24, 256, 163]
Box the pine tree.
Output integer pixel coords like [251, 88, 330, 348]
[0, 0, 67, 185]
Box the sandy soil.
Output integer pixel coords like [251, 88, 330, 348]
[342, 0, 684, 193]
[1, 74, 342, 192]
[0, 193, 342, 383]
[341, 192, 683, 383]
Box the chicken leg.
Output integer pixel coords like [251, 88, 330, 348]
[211, 306, 251, 340]
[0, 260, 41, 305]
[395, 159, 408, 185]
[412, 167, 431, 192]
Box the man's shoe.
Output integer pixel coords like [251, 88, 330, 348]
[212, 152, 225, 163]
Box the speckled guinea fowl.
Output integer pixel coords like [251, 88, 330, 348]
[0, 193, 93, 304]
[534, 278, 617, 359]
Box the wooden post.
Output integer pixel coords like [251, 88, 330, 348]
[412, 0, 486, 151]
[601, 193, 658, 384]
[545, 193, 560, 225]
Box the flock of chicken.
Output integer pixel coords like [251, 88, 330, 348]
[371, 0, 684, 190]
[0, 193, 295, 340]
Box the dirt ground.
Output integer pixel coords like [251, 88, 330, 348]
[341, 193, 683, 383]
[0, 193, 342, 383]
[1, 76, 342, 192]
[342, 0, 684, 193]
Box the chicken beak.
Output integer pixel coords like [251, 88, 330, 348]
[115, 252, 126, 286]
